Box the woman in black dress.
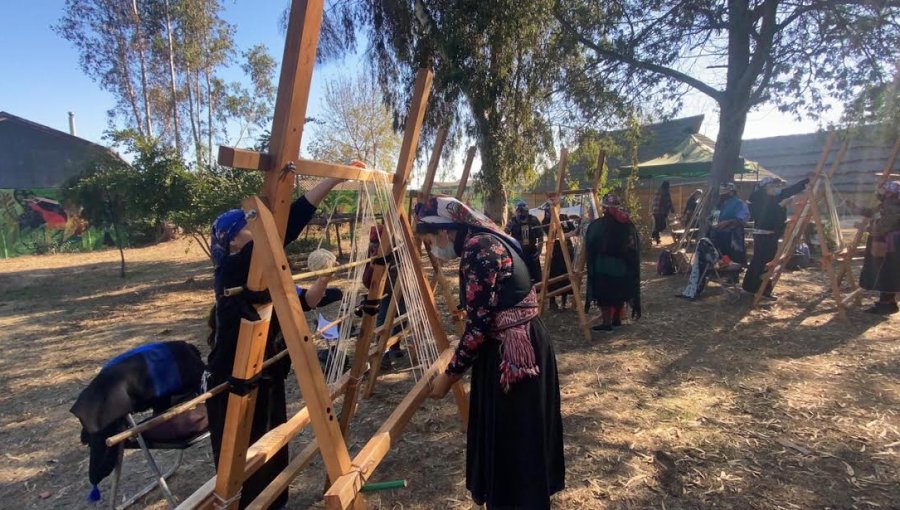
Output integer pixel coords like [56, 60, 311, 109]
[206, 176, 344, 509]
[417, 196, 565, 509]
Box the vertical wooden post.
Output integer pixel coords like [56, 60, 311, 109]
[211, 0, 327, 507]
[456, 146, 477, 200]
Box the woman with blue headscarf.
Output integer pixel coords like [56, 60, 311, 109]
[206, 176, 345, 509]
[417, 196, 565, 510]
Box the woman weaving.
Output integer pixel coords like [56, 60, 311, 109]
[417, 196, 565, 509]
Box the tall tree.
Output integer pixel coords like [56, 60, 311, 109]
[306, 72, 403, 171]
[56, 0, 158, 136]
[555, 0, 899, 209]
[322, 0, 571, 221]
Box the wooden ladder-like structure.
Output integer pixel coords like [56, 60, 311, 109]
[833, 139, 900, 307]
[535, 148, 605, 341]
[752, 134, 850, 318]
[178, 1, 469, 508]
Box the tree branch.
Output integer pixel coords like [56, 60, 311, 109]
[556, 11, 724, 103]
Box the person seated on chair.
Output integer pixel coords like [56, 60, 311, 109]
[742, 176, 810, 299]
[651, 181, 676, 245]
[708, 183, 750, 266]
[847, 180, 900, 315]
[505, 201, 543, 282]
[585, 194, 641, 332]
[206, 176, 346, 510]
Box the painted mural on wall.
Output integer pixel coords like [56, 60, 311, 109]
[0, 188, 106, 258]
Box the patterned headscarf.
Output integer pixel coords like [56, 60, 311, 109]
[210, 209, 247, 267]
[416, 196, 524, 255]
[601, 193, 631, 224]
[878, 180, 900, 199]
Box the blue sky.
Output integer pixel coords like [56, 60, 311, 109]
[1, 1, 839, 184]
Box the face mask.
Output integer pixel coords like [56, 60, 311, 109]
[431, 242, 458, 261]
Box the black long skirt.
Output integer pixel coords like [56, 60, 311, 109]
[860, 237, 900, 293]
[206, 374, 289, 509]
[742, 233, 779, 294]
[466, 317, 565, 509]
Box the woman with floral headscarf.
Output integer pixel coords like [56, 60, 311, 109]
[585, 194, 641, 332]
[418, 196, 565, 510]
[849, 180, 900, 314]
[206, 176, 345, 509]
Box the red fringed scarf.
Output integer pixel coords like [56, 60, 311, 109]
[491, 290, 541, 392]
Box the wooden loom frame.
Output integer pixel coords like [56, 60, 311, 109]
[180, 1, 469, 508]
[534, 148, 605, 342]
[749, 134, 897, 319]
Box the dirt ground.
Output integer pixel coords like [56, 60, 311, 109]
[1, 237, 898, 510]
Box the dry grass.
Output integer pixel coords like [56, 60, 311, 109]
[0, 238, 897, 509]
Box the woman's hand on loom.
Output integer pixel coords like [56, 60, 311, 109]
[428, 372, 459, 400]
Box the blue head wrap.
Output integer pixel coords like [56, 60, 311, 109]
[210, 209, 247, 267]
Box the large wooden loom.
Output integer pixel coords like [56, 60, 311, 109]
[751, 135, 900, 319]
[173, 1, 469, 508]
[535, 148, 606, 341]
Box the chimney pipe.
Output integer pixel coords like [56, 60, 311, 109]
[68, 112, 77, 136]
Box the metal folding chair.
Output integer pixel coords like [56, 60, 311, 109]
[107, 413, 209, 509]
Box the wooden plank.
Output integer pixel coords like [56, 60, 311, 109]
[218, 146, 271, 171]
[246, 441, 320, 510]
[295, 159, 388, 182]
[324, 345, 457, 510]
[244, 196, 355, 484]
[176, 375, 350, 510]
[264, 0, 327, 235]
[339, 262, 387, 435]
[397, 210, 469, 426]
[212, 309, 273, 509]
[392, 70, 433, 198]
[419, 126, 449, 201]
[456, 146, 476, 200]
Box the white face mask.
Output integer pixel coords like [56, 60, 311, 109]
[431, 242, 458, 261]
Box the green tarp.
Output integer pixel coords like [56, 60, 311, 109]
[617, 135, 773, 181]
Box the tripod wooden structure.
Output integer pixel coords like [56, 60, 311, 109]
[833, 139, 900, 306]
[178, 1, 468, 508]
[534, 148, 603, 341]
[751, 134, 852, 318]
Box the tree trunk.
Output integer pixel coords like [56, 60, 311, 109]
[206, 66, 214, 167]
[483, 185, 508, 226]
[112, 221, 126, 278]
[164, 0, 180, 152]
[186, 69, 203, 166]
[131, 0, 153, 136]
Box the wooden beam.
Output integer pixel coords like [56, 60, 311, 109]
[324, 345, 457, 510]
[264, 0, 327, 235]
[247, 441, 320, 510]
[218, 146, 271, 171]
[211, 310, 273, 509]
[419, 126, 449, 201]
[392, 70, 433, 198]
[456, 146, 476, 200]
[295, 159, 388, 182]
[244, 196, 355, 485]
[176, 375, 350, 510]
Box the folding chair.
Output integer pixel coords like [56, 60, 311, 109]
[107, 411, 209, 509]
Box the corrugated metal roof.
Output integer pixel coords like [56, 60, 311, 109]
[741, 126, 897, 195]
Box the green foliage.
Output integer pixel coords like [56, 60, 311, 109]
[321, 0, 577, 220]
[170, 167, 263, 259]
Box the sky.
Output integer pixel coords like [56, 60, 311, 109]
[0, 0, 842, 185]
